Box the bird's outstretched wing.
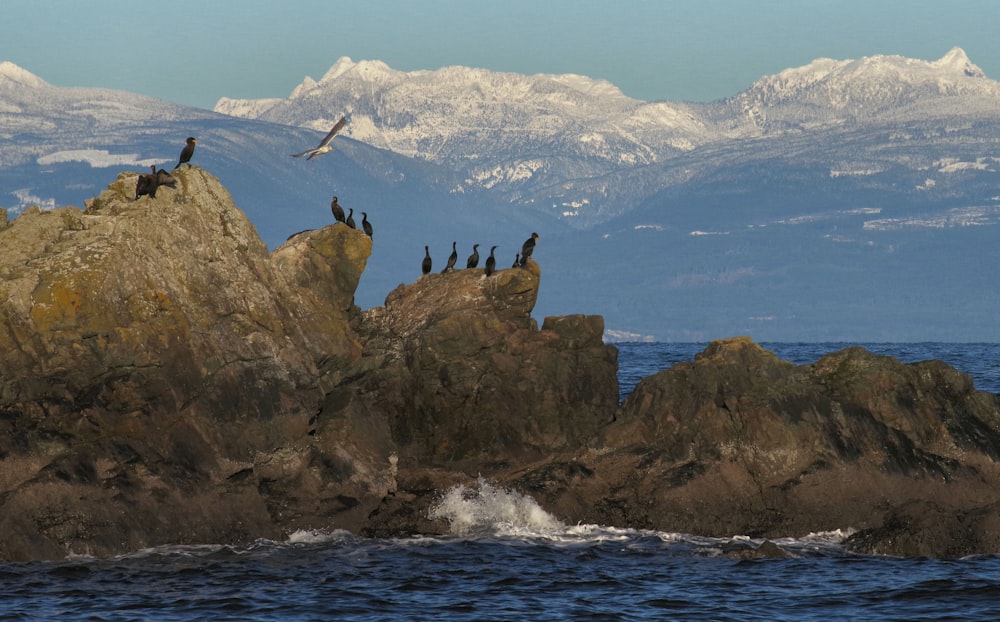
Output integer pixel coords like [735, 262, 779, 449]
[291, 116, 348, 159]
[317, 116, 348, 148]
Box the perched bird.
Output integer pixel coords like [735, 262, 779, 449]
[292, 116, 347, 160]
[519, 232, 539, 266]
[484, 246, 498, 276]
[134, 171, 155, 200]
[466, 244, 480, 269]
[135, 165, 177, 200]
[442, 241, 457, 273]
[174, 137, 196, 169]
[513, 253, 520, 268]
[422, 246, 432, 275]
[345, 208, 356, 229]
[361, 212, 373, 238]
[330, 196, 346, 223]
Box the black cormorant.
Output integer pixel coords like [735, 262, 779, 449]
[484, 246, 497, 276]
[135, 165, 176, 200]
[513, 253, 520, 268]
[519, 232, 539, 266]
[466, 244, 480, 269]
[292, 116, 347, 160]
[135, 170, 155, 200]
[346, 208, 356, 229]
[362, 212, 373, 238]
[174, 137, 196, 169]
[442, 241, 457, 272]
[331, 196, 346, 223]
[422, 246, 432, 275]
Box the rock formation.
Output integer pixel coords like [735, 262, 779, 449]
[2, 170, 999, 561]
[0, 168, 384, 560]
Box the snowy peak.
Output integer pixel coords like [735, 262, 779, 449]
[932, 46, 984, 77]
[729, 48, 1000, 132]
[0, 61, 49, 89]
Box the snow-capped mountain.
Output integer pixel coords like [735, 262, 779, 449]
[3, 50, 1000, 342]
[215, 49, 1000, 227]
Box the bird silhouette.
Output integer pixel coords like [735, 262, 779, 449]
[331, 196, 346, 223]
[484, 246, 498, 276]
[174, 137, 196, 169]
[442, 241, 457, 272]
[466, 244, 480, 269]
[345, 208, 356, 229]
[422, 246, 432, 275]
[513, 253, 520, 268]
[520, 232, 539, 266]
[292, 116, 347, 160]
[362, 212, 373, 238]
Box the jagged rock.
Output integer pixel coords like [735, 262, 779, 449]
[4, 169, 1000, 561]
[329, 261, 619, 467]
[519, 337, 1000, 546]
[0, 168, 388, 560]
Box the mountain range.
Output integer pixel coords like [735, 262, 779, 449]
[2, 49, 999, 342]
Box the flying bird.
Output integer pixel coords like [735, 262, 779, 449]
[292, 116, 347, 160]
[174, 137, 196, 169]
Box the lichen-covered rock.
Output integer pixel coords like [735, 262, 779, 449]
[0, 168, 390, 560]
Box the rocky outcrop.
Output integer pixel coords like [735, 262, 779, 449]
[0, 169, 388, 560]
[497, 337, 1000, 556]
[0, 168, 618, 560]
[3, 170, 1000, 561]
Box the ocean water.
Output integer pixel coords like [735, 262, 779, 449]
[3, 343, 1000, 621]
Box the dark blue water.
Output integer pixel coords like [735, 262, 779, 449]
[2, 343, 1000, 621]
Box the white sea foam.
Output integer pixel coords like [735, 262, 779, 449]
[286, 528, 354, 545]
[428, 477, 566, 536]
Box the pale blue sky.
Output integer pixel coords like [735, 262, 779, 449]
[3, 0, 997, 109]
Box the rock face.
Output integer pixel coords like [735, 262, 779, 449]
[538, 337, 1000, 556]
[3, 171, 1000, 561]
[0, 169, 388, 560]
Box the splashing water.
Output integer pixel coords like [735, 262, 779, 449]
[428, 477, 565, 536]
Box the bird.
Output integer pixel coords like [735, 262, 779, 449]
[174, 137, 196, 169]
[345, 208, 356, 229]
[513, 253, 520, 268]
[330, 196, 346, 223]
[135, 165, 177, 200]
[519, 232, 539, 266]
[361, 212, 373, 238]
[466, 244, 480, 269]
[442, 241, 457, 272]
[153, 165, 177, 190]
[292, 116, 347, 160]
[484, 246, 498, 276]
[422, 246, 432, 275]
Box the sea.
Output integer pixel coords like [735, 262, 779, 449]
[3, 342, 1000, 621]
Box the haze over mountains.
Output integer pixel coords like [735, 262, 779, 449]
[2, 49, 999, 341]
